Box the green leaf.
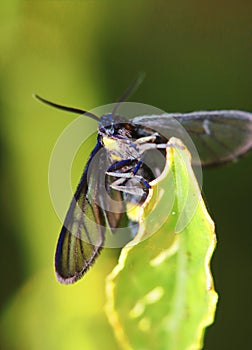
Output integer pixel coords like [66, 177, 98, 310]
[105, 137, 218, 350]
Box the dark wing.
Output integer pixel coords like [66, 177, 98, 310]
[132, 110, 252, 166]
[55, 142, 105, 283]
[55, 141, 124, 284]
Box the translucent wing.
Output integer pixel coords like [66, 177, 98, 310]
[55, 141, 123, 284]
[132, 110, 252, 166]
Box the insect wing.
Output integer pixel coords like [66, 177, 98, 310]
[55, 142, 106, 284]
[132, 110, 252, 166]
[89, 151, 125, 232]
[104, 179, 125, 231]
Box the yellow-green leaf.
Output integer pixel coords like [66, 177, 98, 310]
[106, 137, 218, 350]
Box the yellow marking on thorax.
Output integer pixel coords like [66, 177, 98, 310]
[102, 136, 122, 161]
[103, 136, 118, 149]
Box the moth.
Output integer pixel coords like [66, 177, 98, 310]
[36, 87, 252, 284]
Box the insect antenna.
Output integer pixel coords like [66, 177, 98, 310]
[34, 94, 100, 121]
[111, 72, 145, 118]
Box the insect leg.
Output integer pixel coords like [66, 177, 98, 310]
[134, 133, 159, 145]
[132, 158, 143, 175]
[107, 159, 136, 173]
[106, 159, 139, 193]
[156, 143, 184, 150]
[137, 141, 184, 154]
[107, 170, 151, 191]
[108, 176, 150, 196]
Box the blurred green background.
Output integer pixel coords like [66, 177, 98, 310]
[1, 1, 252, 349]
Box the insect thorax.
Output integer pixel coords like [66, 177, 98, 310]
[101, 135, 139, 161]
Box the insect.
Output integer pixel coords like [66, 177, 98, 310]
[36, 86, 252, 284]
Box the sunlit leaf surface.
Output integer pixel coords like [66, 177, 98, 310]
[106, 138, 218, 350]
